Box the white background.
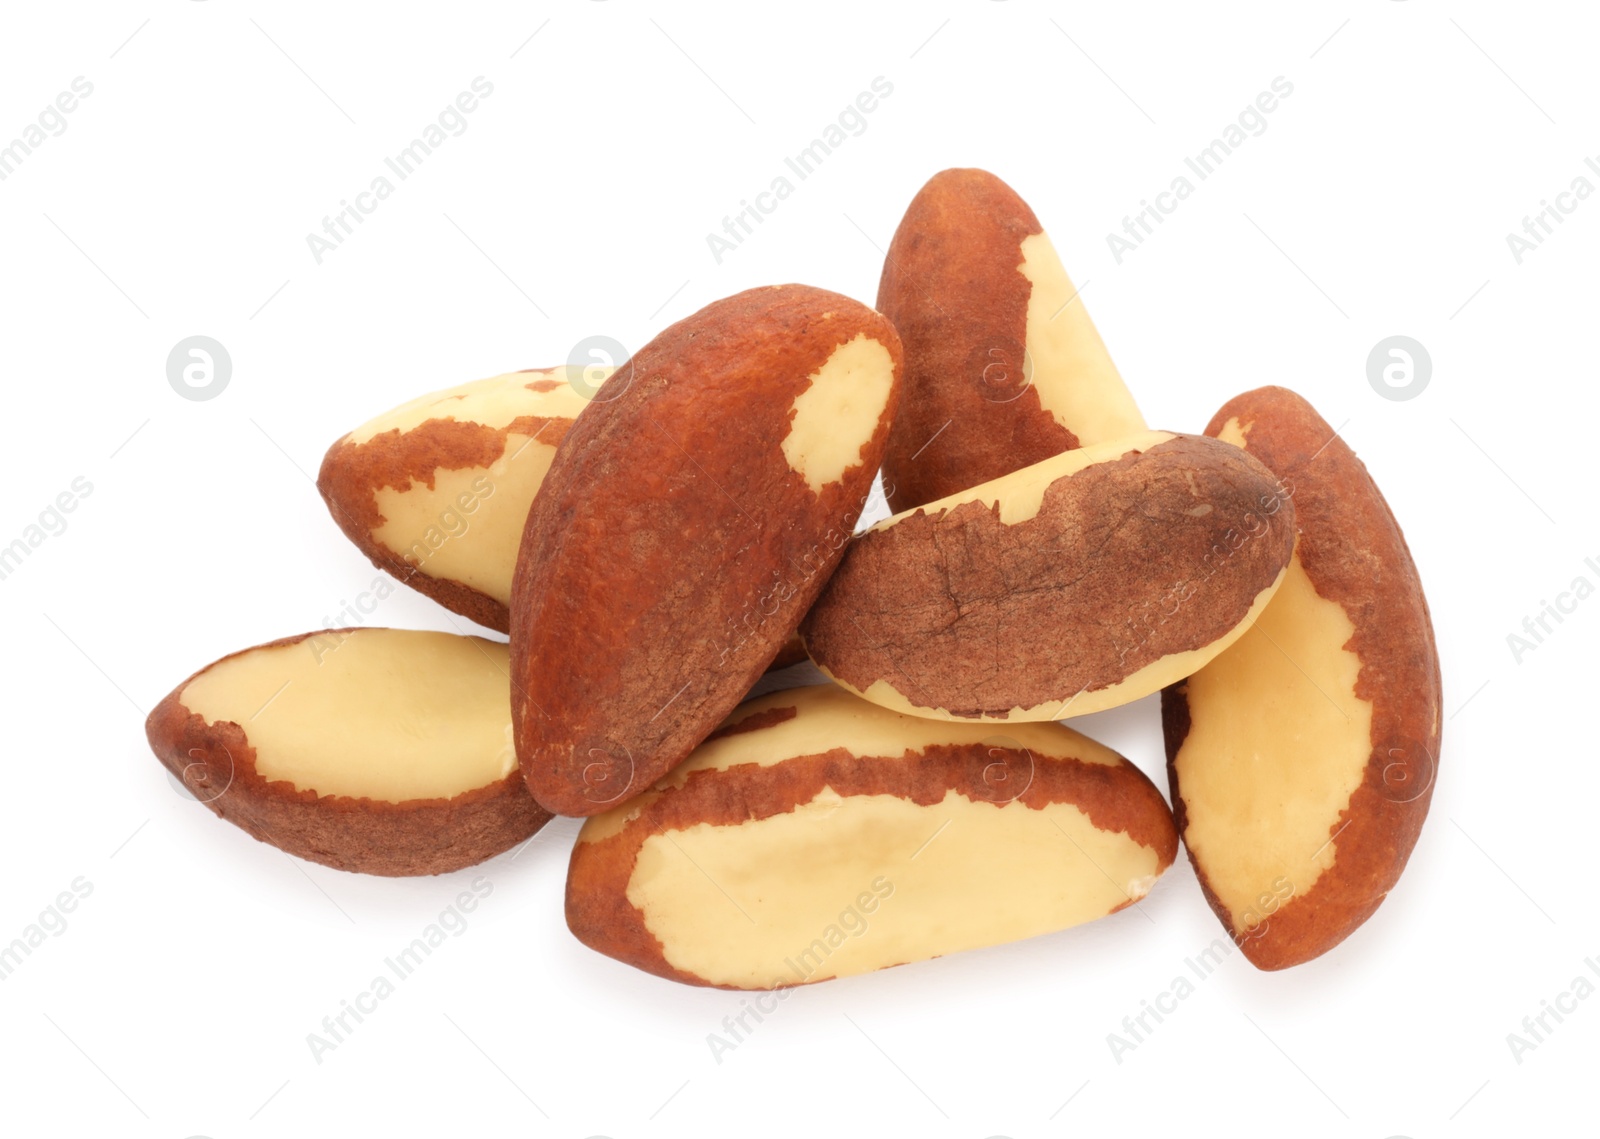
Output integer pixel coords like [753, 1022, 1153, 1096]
[1, 2, 1595, 1136]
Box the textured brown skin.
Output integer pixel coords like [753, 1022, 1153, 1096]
[511, 286, 903, 817]
[144, 630, 552, 877]
[763, 632, 810, 672]
[703, 704, 798, 741]
[879, 169, 1089, 512]
[1162, 386, 1442, 970]
[803, 434, 1295, 718]
[316, 370, 576, 633]
[566, 697, 1178, 988]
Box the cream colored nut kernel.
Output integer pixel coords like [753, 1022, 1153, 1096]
[1019, 231, 1146, 446]
[1173, 550, 1374, 927]
[145, 628, 552, 877]
[180, 628, 516, 802]
[567, 685, 1178, 988]
[781, 334, 896, 494]
[318, 368, 609, 632]
[1164, 385, 1441, 971]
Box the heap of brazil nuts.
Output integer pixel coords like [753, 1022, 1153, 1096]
[145, 167, 1440, 984]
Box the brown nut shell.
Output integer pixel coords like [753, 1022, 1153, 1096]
[511, 285, 903, 816]
[879, 168, 1143, 511]
[567, 685, 1178, 988]
[1163, 386, 1442, 969]
[145, 628, 550, 876]
[317, 369, 595, 633]
[803, 431, 1296, 721]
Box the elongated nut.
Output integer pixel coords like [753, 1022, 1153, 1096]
[1164, 386, 1441, 969]
[145, 628, 551, 876]
[802, 431, 1295, 721]
[879, 168, 1145, 512]
[511, 285, 903, 817]
[567, 684, 1177, 988]
[317, 368, 604, 633]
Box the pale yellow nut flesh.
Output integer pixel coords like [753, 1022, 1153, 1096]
[1172, 550, 1375, 931]
[371, 455, 551, 607]
[180, 628, 516, 802]
[1019, 231, 1146, 445]
[351, 368, 605, 607]
[579, 686, 1171, 989]
[629, 789, 1162, 988]
[781, 334, 897, 494]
